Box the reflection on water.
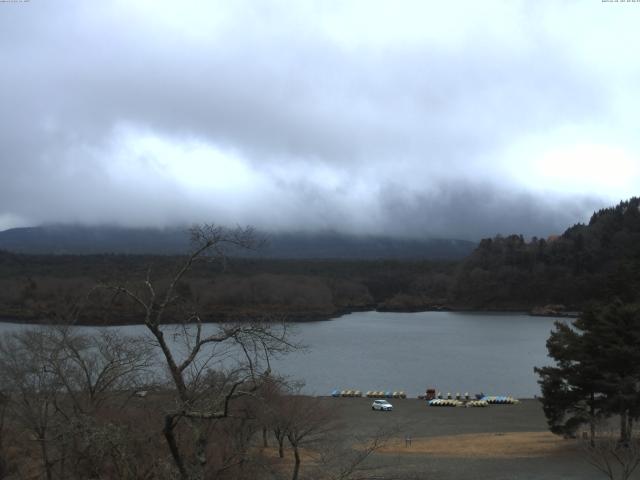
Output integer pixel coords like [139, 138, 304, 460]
[0, 311, 563, 398]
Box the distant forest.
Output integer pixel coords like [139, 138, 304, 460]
[454, 197, 640, 310]
[1, 197, 639, 324]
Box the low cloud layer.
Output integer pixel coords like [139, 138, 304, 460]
[1, 1, 638, 239]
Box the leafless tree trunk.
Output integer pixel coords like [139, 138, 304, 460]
[97, 224, 296, 480]
[620, 410, 629, 445]
[275, 428, 286, 458]
[279, 395, 334, 480]
[589, 392, 596, 448]
[289, 439, 301, 480]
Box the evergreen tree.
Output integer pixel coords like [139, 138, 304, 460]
[536, 301, 640, 443]
[580, 302, 640, 444]
[535, 320, 603, 444]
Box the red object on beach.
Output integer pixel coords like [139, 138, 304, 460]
[425, 388, 436, 400]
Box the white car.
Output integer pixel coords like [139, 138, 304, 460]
[371, 399, 393, 411]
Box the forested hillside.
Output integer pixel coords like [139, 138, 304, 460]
[1, 198, 638, 323]
[0, 252, 456, 323]
[452, 197, 640, 310]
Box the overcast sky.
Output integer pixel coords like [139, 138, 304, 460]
[1, 0, 639, 240]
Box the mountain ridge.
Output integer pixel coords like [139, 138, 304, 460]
[0, 225, 476, 260]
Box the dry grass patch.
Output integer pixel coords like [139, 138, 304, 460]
[258, 446, 321, 463]
[377, 432, 576, 458]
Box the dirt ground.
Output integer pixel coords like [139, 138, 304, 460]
[321, 398, 615, 480]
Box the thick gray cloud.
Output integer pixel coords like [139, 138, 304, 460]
[1, 1, 638, 240]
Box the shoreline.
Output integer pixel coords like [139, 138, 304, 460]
[0, 306, 579, 326]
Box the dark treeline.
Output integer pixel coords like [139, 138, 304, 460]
[0, 251, 456, 323]
[1, 197, 640, 323]
[454, 197, 640, 310]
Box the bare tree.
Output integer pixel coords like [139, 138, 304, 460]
[253, 375, 301, 458]
[582, 423, 640, 480]
[266, 389, 293, 459]
[58, 408, 173, 480]
[316, 426, 398, 480]
[267, 392, 396, 480]
[41, 327, 156, 415]
[282, 396, 335, 480]
[46, 327, 158, 478]
[0, 325, 159, 480]
[0, 330, 64, 480]
[249, 373, 289, 451]
[98, 224, 297, 480]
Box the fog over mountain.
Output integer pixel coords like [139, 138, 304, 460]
[0, 225, 476, 259]
[1, 1, 639, 240]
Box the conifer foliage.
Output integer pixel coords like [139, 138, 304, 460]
[536, 301, 640, 444]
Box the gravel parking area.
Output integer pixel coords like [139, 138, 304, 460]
[320, 398, 608, 480]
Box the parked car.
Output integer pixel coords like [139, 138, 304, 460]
[371, 399, 393, 411]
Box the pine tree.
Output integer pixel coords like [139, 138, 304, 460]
[536, 301, 640, 443]
[579, 303, 640, 444]
[535, 320, 603, 444]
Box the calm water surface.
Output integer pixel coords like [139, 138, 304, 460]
[0, 311, 563, 398]
[272, 311, 563, 398]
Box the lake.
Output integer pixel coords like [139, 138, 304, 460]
[0, 311, 562, 398]
[274, 311, 563, 398]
